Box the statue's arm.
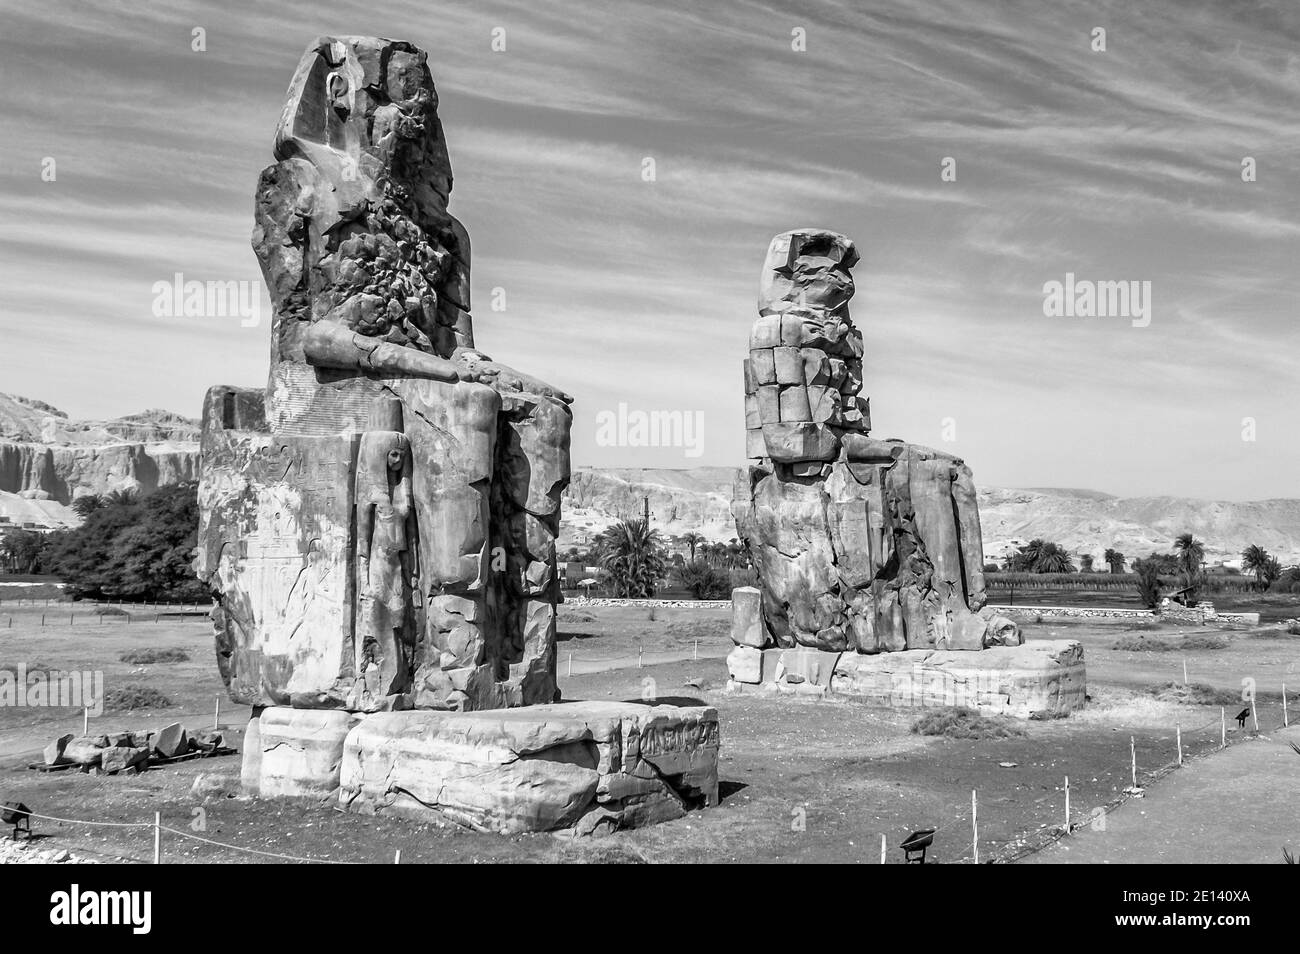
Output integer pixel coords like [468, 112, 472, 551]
[304, 322, 472, 383]
[452, 348, 572, 403]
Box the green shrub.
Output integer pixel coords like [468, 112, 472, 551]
[674, 561, 732, 600]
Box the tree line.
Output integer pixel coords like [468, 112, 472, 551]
[0, 483, 208, 602]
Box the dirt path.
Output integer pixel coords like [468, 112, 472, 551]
[1022, 725, 1300, 864]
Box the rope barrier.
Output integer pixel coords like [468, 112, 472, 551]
[158, 826, 361, 865]
[17, 808, 153, 828]
[12, 808, 369, 863]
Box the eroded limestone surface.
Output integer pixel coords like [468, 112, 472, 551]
[338, 702, 720, 834]
[733, 229, 1021, 655]
[196, 37, 571, 714]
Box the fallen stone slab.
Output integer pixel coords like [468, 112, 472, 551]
[153, 722, 189, 759]
[43, 733, 73, 766]
[100, 746, 149, 775]
[338, 702, 720, 835]
[62, 736, 109, 766]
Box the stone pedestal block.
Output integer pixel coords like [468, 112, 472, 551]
[729, 639, 1086, 719]
[338, 702, 720, 834]
[255, 708, 362, 798]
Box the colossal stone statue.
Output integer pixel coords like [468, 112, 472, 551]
[196, 36, 571, 715]
[195, 36, 721, 834]
[733, 228, 1011, 654]
[729, 230, 1085, 718]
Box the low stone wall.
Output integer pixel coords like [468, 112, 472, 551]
[993, 604, 1153, 620]
[726, 640, 1087, 718]
[992, 603, 1261, 626]
[565, 597, 732, 609]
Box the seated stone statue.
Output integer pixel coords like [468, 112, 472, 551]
[196, 36, 570, 714]
[733, 229, 1018, 654]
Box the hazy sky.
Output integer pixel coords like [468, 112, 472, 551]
[1, 0, 1297, 499]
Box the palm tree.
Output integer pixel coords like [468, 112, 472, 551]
[1173, 533, 1205, 597]
[1014, 539, 1074, 573]
[1103, 548, 1126, 574]
[680, 531, 705, 564]
[1134, 559, 1162, 608]
[1019, 539, 1048, 570]
[1034, 542, 1076, 574]
[71, 494, 105, 518]
[596, 518, 667, 598]
[105, 488, 139, 507]
[1241, 544, 1281, 592]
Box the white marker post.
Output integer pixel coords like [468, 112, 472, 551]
[1221, 707, 1226, 748]
[568, 652, 572, 677]
[1176, 723, 1182, 766]
[1063, 776, 1070, 834]
[154, 812, 161, 864]
[214, 696, 220, 730]
[83, 707, 88, 736]
[1252, 697, 1259, 732]
[880, 833, 887, 864]
[971, 789, 979, 865]
[1284, 684, 1289, 728]
[1130, 736, 1137, 788]
[1182, 659, 1188, 685]
[394, 849, 401, 864]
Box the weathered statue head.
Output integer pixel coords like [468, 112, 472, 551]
[758, 229, 859, 317]
[255, 36, 473, 392]
[274, 35, 453, 223]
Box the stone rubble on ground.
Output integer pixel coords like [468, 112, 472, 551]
[39, 722, 225, 773]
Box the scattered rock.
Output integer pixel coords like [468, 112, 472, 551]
[153, 722, 188, 759]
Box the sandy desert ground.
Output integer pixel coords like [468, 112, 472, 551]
[0, 601, 1296, 864]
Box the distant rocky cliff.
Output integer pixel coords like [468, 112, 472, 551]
[0, 393, 200, 528]
[3, 393, 1297, 566]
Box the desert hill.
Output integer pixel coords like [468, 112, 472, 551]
[2, 394, 1295, 567]
[0, 393, 199, 529]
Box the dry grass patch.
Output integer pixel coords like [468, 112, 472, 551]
[119, 647, 191, 664]
[102, 685, 173, 711]
[910, 709, 1026, 740]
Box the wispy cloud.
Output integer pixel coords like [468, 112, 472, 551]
[0, 0, 1296, 498]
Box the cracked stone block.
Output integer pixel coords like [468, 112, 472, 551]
[778, 384, 812, 422]
[726, 644, 782, 683]
[257, 708, 362, 798]
[338, 702, 719, 834]
[241, 709, 263, 795]
[44, 734, 73, 766]
[730, 586, 767, 648]
[773, 346, 804, 385]
[778, 646, 841, 687]
[101, 746, 149, 775]
[830, 640, 1087, 718]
